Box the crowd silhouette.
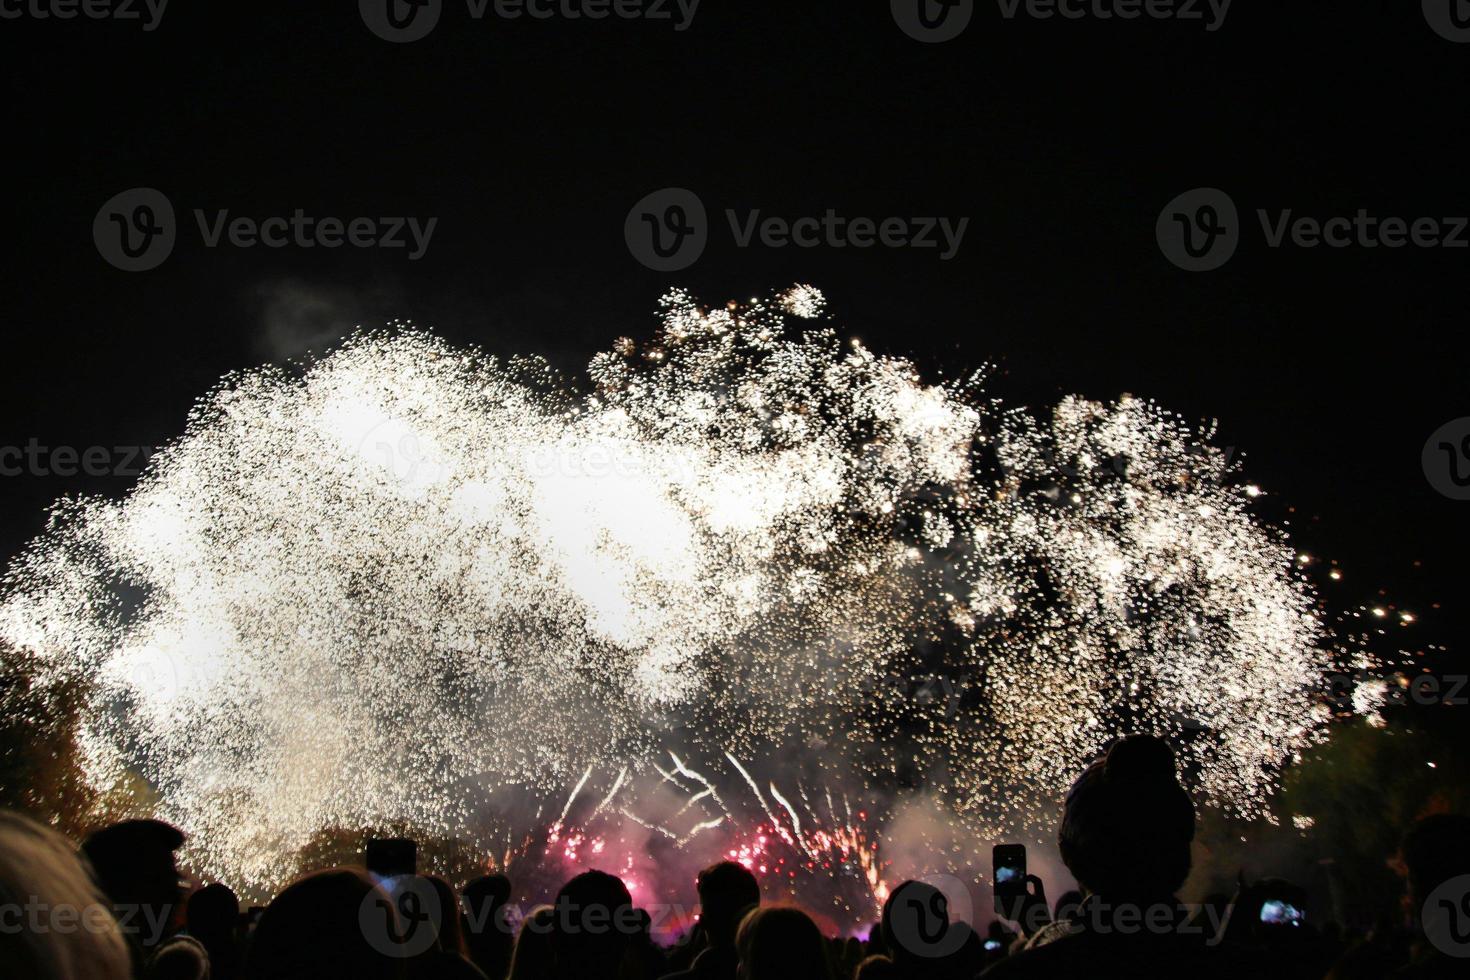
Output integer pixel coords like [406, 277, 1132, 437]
[1, 735, 1464, 979]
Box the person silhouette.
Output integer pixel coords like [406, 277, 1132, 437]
[416, 874, 487, 978]
[880, 879, 952, 974]
[462, 874, 514, 980]
[734, 906, 834, 980]
[664, 861, 761, 980]
[549, 870, 634, 980]
[243, 868, 406, 980]
[1393, 813, 1470, 978]
[185, 883, 241, 980]
[81, 819, 188, 958]
[981, 734, 1242, 977]
[0, 809, 131, 980]
[507, 906, 556, 980]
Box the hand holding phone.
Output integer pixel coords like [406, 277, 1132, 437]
[992, 844, 1027, 914]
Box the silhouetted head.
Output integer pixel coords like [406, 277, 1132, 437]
[735, 906, 834, 980]
[418, 874, 466, 956]
[550, 870, 634, 979]
[463, 872, 512, 921]
[508, 906, 557, 980]
[186, 882, 239, 941]
[1058, 734, 1195, 901]
[244, 868, 404, 980]
[854, 954, 897, 980]
[880, 880, 949, 965]
[148, 935, 209, 980]
[80, 819, 187, 948]
[0, 810, 131, 980]
[462, 873, 516, 980]
[696, 860, 761, 947]
[1400, 812, 1470, 907]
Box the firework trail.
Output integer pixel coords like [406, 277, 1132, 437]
[0, 286, 1330, 914]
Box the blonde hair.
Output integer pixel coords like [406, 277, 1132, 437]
[0, 810, 131, 980]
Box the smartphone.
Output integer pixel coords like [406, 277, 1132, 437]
[1259, 899, 1304, 927]
[365, 837, 417, 880]
[992, 844, 1027, 915]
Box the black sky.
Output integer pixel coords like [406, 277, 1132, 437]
[1, 0, 1466, 654]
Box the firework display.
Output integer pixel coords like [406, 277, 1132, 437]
[0, 287, 1330, 921]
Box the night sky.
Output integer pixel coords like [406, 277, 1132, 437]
[2, 1, 1466, 655]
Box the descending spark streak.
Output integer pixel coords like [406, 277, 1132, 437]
[669, 753, 728, 818]
[726, 754, 796, 850]
[593, 768, 627, 819]
[677, 817, 728, 846]
[674, 788, 715, 819]
[551, 767, 594, 836]
[617, 809, 678, 840]
[769, 783, 817, 861]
